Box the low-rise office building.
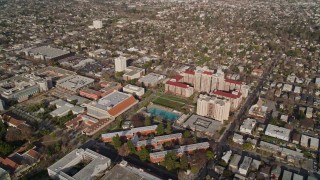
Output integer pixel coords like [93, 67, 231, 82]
[138, 73, 165, 87]
[265, 124, 291, 141]
[123, 84, 145, 97]
[123, 66, 145, 81]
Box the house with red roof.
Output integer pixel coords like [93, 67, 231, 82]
[1, 114, 26, 128]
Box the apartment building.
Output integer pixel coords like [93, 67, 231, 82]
[196, 94, 231, 122]
[164, 75, 194, 98]
[212, 90, 243, 110]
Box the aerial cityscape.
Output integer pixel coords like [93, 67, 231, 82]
[0, 0, 320, 179]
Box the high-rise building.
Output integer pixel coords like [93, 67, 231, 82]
[165, 66, 249, 99]
[0, 99, 4, 111]
[196, 94, 230, 122]
[93, 20, 103, 29]
[212, 68, 225, 91]
[114, 56, 127, 72]
[194, 69, 202, 91]
[200, 72, 212, 93]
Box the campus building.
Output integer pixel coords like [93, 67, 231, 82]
[196, 94, 231, 122]
[86, 91, 138, 120]
[47, 148, 111, 180]
[56, 75, 95, 93]
[134, 133, 182, 150]
[138, 73, 165, 87]
[99, 81, 122, 97]
[101, 125, 158, 142]
[79, 88, 102, 100]
[0, 74, 52, 102]
[123, 84, 145, 97]
[122, 66, 145, 81]
[149, 142, 210, 163]
[24, 46, 71, 61]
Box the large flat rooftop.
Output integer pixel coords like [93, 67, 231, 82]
[27, 46, 70, 59]
[182, 114, 222, 136]
[98, 91, 130, 108]
[103, 164, 161, 180]
[138, 73, 165, 84]
[47, 148, 111, 180]
[57, 75, 94, 92]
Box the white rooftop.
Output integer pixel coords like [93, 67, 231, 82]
[27, 46, 70, 59]
[58, 75, 94, 91]
[48, 148, 111, 180]
[97, 91, 131, 107]
[138, 73, 165, 84]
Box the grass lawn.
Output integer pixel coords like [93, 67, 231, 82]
[161, 94, 188, 104]
[153, 97, 185, 110]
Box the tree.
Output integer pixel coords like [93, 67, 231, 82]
[5, 127, 22, 142]
[189, 151, 207, 167]
[112, 134, 122, 149]
[138, 147, 149, 161]
[153, 116, 163, 122]
[206, 150, 214, 160]
[164, 151, 178, 171]
[183, 130, 191, 138]
[70, 99, 78, 105]
[130, 113, 145, 127]
[179, 154, 188, 171]
[118, 144, 130, 156]
[0, 121, 6, 139]
[165, 122, 172, 134]
[19, 124, 33, 138]
[0, 141, 14, 156]
[243, 143, 254, 150]
[144, 116, 151, 126]
[127, 140, 136, 154]
[156, 122, 164, 135]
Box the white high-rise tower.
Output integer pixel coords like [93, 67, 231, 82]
[115, 56, 127, 72]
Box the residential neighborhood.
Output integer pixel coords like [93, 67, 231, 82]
[0, 0, 320, 179]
